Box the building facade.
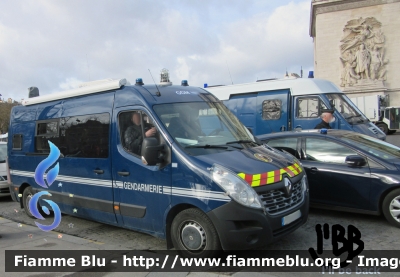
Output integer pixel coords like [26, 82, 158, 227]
[310, 0, 400, 105]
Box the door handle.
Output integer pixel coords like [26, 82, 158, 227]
[309, 167, 318, 174]
[93, 169, 104, 174]
[117, 171, 130, 176]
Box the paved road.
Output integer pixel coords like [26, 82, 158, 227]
[385, 130, 400, 146]
[1, 131, 399, 274]
[1, 194, 400, 253]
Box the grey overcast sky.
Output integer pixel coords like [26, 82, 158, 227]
[0, 0, 313, 101]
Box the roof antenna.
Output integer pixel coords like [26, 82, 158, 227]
[301, 66, 303, 78]
[148, 69, 161, 96]
[226, 60, 233, 85]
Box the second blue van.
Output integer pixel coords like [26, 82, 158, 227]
[205, 77, 386, 140]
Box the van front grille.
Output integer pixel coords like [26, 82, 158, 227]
[0, 187, 10, 194]
[369, 126, 379, 135]
[258, 181, 303, 215]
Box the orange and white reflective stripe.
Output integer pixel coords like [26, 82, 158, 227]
[238, 163, 303, 187]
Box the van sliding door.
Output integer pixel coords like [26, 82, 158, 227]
[51, 92, 117, 225]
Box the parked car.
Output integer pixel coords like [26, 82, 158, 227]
[0, 142, 9, 197]
[258, 129, 400, 227]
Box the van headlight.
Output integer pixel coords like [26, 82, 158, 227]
[211, 164, 262, 209]
[301, 175, 308, 193]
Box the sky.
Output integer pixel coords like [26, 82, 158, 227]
[0, 0, 313, 101]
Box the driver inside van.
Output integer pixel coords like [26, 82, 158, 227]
[168, 107, 204, 139]
[124, 112, 156, 155]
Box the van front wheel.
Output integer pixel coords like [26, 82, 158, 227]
[376, 123, 388, 135]
[171, 208, 221, 258]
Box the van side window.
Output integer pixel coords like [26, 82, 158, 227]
[35, 113, 110, 158]
[37, 121, 58, 135]
[262, 99, 281, 120]
[35, 120, 60, 152]
[297, 97, 327, 118]
[385, 109, 390, 120]
[119, 111, 158, 157]
[60, 113, 110, 158]
[12, 134, 23, 150]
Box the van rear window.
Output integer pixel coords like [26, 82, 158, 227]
[12, 134, 22, 150]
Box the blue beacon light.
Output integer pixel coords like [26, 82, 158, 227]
[135, 78, 144, 86]
[320, 128, 328, 134]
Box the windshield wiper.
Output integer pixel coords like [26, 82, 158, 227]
[185, 145, 228, 149]
[345, 114, 363, 120]
[226, 140, 254, 145]
[226, 139, 262, 146]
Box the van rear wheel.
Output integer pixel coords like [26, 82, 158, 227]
[171, 208, 221, 258]
[22, 187, 36, 218]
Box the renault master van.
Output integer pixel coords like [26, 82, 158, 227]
[8, 78, 309, 257]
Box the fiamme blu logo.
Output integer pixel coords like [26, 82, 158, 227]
[30, 141, 62, 232]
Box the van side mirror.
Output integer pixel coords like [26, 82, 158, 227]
[329, 99, 335, 108]
[345, 155, 366, 167]
[141, 137, 164, 166]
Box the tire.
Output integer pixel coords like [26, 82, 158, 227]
[376, 123, 388, 135]
[382, 188, 400, 228]
[171, 208, 221, 258]
[22, 187, 35, 218]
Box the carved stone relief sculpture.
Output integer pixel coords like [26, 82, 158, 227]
[339, 17, 388, 88]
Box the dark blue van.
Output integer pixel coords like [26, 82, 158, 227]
[7, 78, 309, 257]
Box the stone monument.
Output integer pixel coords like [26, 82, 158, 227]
[339, 17, 388, 92]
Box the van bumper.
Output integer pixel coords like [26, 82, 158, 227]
[207, 194, 309, 251]
[8, 183, 19, 202]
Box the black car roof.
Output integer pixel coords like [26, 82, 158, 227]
[257, 129, 358, 141]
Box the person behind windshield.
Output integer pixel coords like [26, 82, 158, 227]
[169, 106, 205, 139]
[124, 112, 156, 155]
[314, 109, 335, 129]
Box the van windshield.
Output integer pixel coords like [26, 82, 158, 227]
[326, 93, 368, 125]
[154, 102, 257, 153]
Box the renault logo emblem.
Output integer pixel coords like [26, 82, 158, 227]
[254, 153, 272, 163]
[284, 178, 292, 196]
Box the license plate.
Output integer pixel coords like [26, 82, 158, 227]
[282, 210, 301, 226]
